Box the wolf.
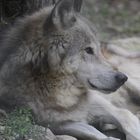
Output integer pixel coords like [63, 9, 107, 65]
[101, 41, 140, 120]
[0, 0, 140, 140]
[92, 41, 140, 139]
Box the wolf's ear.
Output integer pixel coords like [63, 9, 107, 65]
[50, 0, 83, 29]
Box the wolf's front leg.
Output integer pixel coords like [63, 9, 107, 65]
[52, 122, 120, 140]
[88, 90, 140, 140]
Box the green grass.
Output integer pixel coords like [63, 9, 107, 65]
[0, 108, 49, 140]
[2, 108, 34, 139]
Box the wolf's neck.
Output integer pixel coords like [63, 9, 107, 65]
[32, 74, 86, 109]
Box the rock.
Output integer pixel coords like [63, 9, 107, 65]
[27, 127, 77, 140]
[45, 129, 77, 140]
[55, 135, 77, 140]
[45, 129, 55, 140]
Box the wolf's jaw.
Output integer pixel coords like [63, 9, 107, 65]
[87, 79, 98, 89]
[87, 79, 118, 94]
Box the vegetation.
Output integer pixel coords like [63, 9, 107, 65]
[83, 0, 140, 40]
[4, 108, 33, 138]
[0, 108, 34, 139]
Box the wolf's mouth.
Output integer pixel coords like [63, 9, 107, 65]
[87, 80, 117, 93]
[88, 80, 98, 89]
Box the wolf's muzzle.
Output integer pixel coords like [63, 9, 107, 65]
[115, 72, 128, 85]
[87, 72, 128, 93]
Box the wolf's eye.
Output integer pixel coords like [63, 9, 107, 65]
[85, 47, 94, 55]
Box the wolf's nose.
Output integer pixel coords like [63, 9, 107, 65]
[115, 72, 128, 84]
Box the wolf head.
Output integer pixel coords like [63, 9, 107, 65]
[22, 0, 127, 94]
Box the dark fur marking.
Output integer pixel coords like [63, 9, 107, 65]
[0, 22, 24, 70]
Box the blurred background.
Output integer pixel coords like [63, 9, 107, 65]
[0, 0, 140, 41]
[83, 0, 140, 41]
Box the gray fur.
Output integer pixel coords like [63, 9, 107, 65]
[1, 0, 140, 140]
